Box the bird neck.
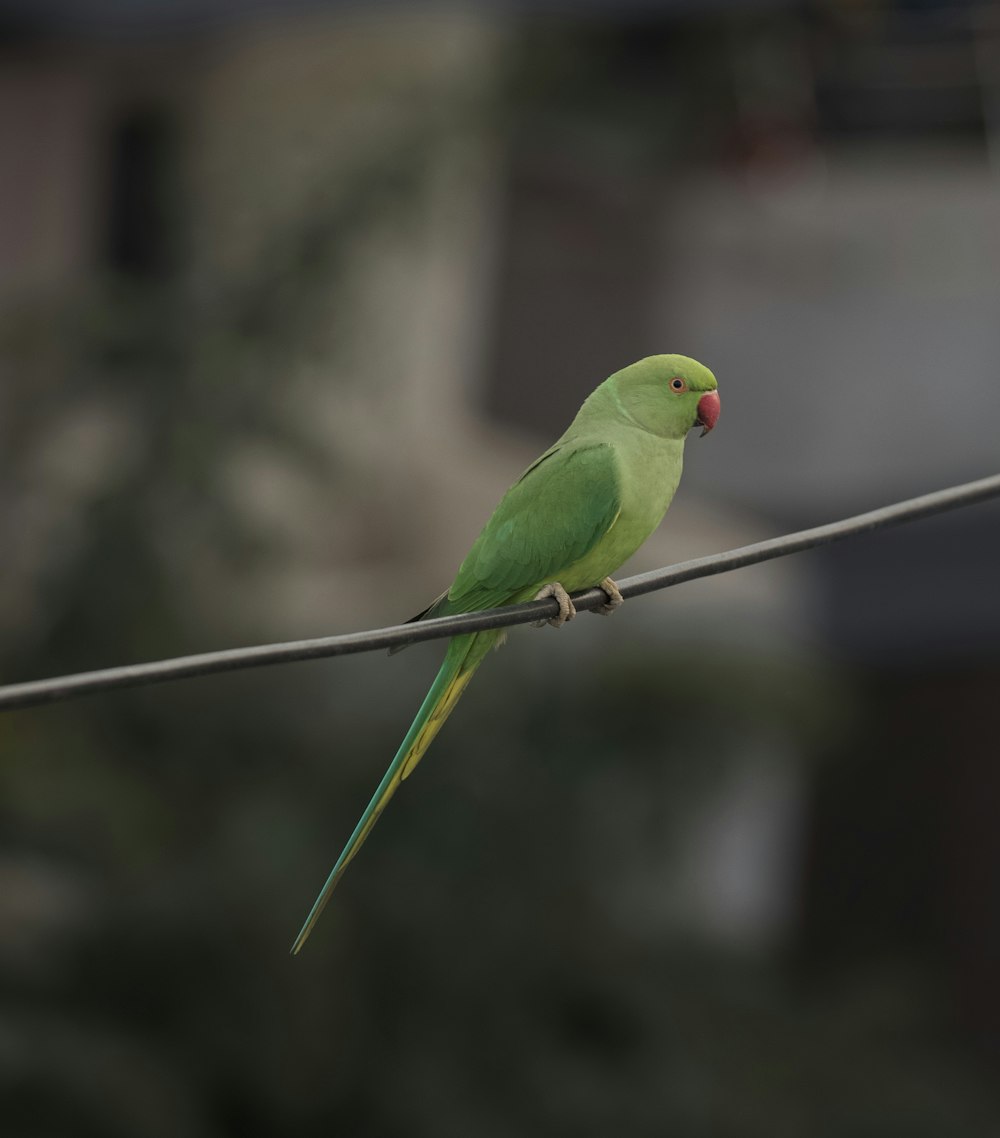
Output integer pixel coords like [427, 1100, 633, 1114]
[571, 378, 689, 444]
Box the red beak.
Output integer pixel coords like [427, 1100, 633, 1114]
[696, 389, 720, 437]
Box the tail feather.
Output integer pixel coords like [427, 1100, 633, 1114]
[291, 632, 488, 954]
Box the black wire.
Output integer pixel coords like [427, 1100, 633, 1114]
[2, 472, 999, 712]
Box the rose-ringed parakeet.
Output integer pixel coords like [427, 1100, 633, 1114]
[291, 354, 720, 952]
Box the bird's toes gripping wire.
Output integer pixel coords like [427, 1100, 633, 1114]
[592, 576, 624, 616]
[532, 582, 576, 628]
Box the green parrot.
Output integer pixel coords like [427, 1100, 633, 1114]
[291, 353, 720, 952]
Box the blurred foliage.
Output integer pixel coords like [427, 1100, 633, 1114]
[503, 15, 736, 165]
[3, 640, 997, 1137]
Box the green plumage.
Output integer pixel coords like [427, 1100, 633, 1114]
[292, 354, 719, 952]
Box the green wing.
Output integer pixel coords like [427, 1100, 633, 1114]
[444, 441, 623, 613]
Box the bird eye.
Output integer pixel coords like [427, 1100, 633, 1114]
[669, 377, 687, 393]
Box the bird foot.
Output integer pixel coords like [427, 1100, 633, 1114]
[592, 576, 624, 616]
[532, 582, 576, 628]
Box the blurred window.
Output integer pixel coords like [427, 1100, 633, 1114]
[104, 106, 176, 277]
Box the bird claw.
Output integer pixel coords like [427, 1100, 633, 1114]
[532, 582, 576, 628]
[592, 576, 624, 616]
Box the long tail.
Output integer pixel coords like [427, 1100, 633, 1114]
[290, 631, 492, 953]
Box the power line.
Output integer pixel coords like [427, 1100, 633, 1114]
[2, 472, 999, 713]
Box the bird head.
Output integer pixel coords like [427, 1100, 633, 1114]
[608, 354, 720, 441]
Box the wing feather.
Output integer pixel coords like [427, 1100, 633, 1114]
[444, 442, 622, 612]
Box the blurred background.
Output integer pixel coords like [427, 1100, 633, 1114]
[2, 0, 1000, 1134]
